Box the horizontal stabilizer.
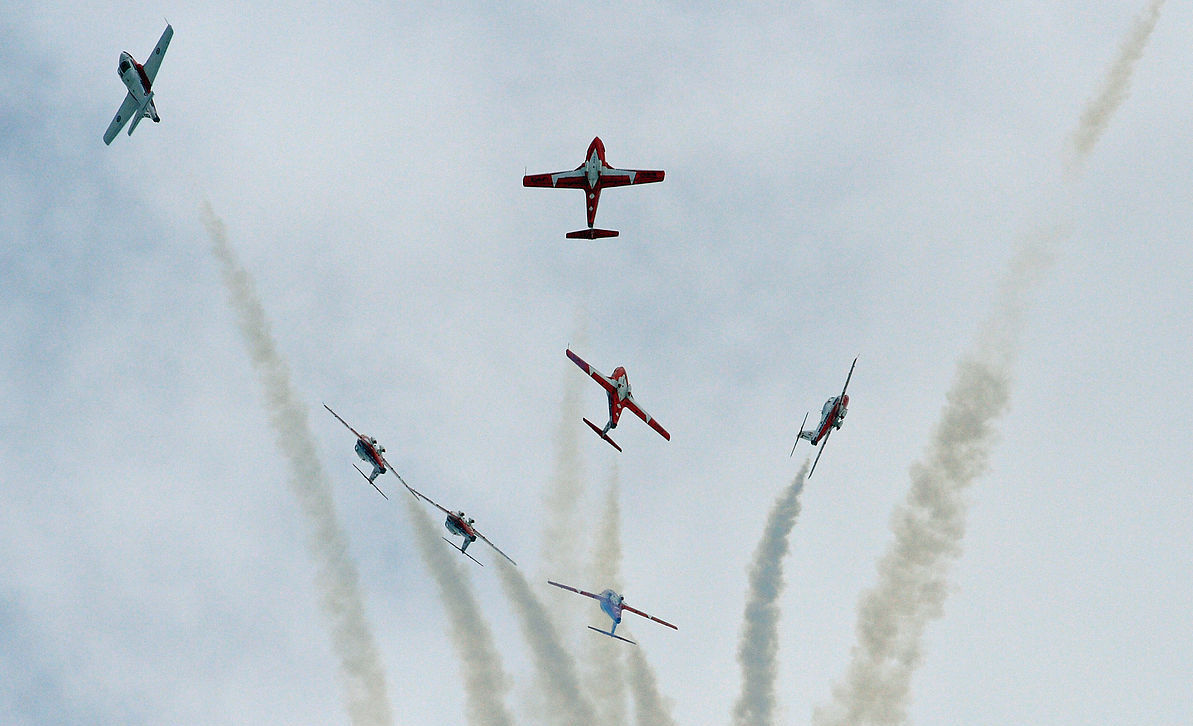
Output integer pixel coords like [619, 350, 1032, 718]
[790, 412, 809, 457]
[354, 465, 389, 499]
[583, 418, 623, 452]
[566, 228, 619, 240]
[588, 625, 636, 645]
[443, 537, 484, 566]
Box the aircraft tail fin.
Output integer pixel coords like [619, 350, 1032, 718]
[566, 228, 619, 240]
[126, 92, 154, 136]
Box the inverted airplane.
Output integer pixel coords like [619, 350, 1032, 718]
[790, 357, 858, 477]
[523, 137, 664, 239]
[547, 580, 677, 645]
[402, 482, 517, 567]
[566, 348, 669, 452]
[324, 403, 399, 498]
[104, 24, 173, 145]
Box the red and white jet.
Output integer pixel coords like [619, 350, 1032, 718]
[547, 580, 677, 645]
[523, 137, 665, 239]
[403, 483, 517, 567]
[790, 357, 858, 477]
[103, 24, 173, 145]
[566, 348, 670, 452]
[324, 404, 399, 499]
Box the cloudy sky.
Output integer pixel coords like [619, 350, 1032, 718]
[2, 2, 1190, 724]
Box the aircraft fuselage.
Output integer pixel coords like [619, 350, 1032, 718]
[445, 512, 477, 548]
[354, 437, 386, 477]
[810, 394, 849, 445]
[598, 589, 624, 624]
[118, 51, 158, 120]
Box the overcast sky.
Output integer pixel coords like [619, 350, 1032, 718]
[2, 2, 1191, 725]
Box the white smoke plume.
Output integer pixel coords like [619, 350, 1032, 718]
[495, 562, 598, 726]
[201, 203, 393, 726]
[731, 463, 809, 726]
[540, 330, 588, 577]
[814, 4, 1162, 723]
[1067, 0, 1166, 170]
[582, 463, 628, 724]
[400, 494, 514, 726]
[627, 645, 680, 726]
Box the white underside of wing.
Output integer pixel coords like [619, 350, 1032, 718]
[103, 93, 139, 145]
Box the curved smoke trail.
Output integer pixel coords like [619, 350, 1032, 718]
[731, 463, 809, 726]
[202, 203, 393, 726]
[401, 494, 514, 726]
[813, 4, 1163, 724]
[495, 562, 598, 726]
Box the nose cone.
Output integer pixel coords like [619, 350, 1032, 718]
[841, 394, 849, 408]
[588, 136, 606, 162]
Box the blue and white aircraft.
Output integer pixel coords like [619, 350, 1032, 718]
[103, 24, 173, 144]
[547, 580, 677, 645]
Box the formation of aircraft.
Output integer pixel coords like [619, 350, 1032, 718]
[103, 24, 172, 145]
[523, 137, 665, 239]
[324, 404, 399, 498]
[106, 24, 864, 651]
[547, 580, 677, 645]
[566, 348, 670, 452]
[790, 357, 858, 477]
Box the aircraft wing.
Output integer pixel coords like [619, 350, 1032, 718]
[621, 603, 678, 630]
[323, 403, 366, 440]
[840, 356, 859, 398]
[523, 168, 588, 189]
[623, 396, 670, 441]
[599, 168, 665, 188]
[142, 24, 173, 82]
[547, 580, 602, 601]
[474, 529, 517, 567]
[383, 459, 415, 493]
[406, 482, 453, 516]
[103, 93, 139, 145]
[566, 349, 616, 394]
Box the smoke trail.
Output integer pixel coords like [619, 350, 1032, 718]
[201, 203, 393, 726]
[400, 494, 514, 726]
[731, 463, 809, 726]
[627, 646, 680, 726]
[1067, 0, 1166, 170]
[495, 562, 598, 726]
[540, 331, 588, 578]
[582, 464, 627, 724]
[814, 5, 1162, 724]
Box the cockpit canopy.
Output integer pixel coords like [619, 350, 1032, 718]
[118, 58, 132, 75]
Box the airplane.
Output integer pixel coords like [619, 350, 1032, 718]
[546, 580, 677, 645]
[790, 357, 858, 478]
[402, 482, 517, 567]
[103, 24, 173, 145]
[523, 137, 665, 239]
[566, 348, 670, 452]
[324, 403, 398, 499]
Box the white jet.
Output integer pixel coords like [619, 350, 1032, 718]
[103, 24, 173, 145]
[547, 580, 677, 645]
